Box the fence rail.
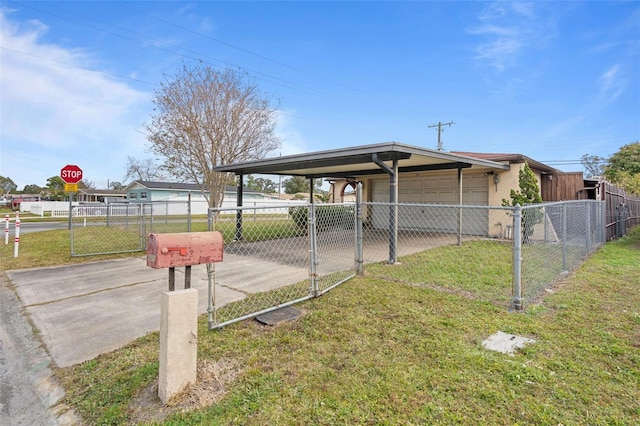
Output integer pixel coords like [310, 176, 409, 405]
[66, 194, 620, 327]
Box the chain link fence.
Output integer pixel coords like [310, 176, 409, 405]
[519, 201, 605, 304]
[69, 195, 609, 325]
[361, 203, 516, 306]
[207, 203, 356, 329]
[361, 199, 605, 309]
[70, 201, 194, 256]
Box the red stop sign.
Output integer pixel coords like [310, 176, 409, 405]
[61, 164, 83, 184]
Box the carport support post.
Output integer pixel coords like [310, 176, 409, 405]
[235, 175, 243, 241]
[512, 204, 523, 310]
[355, 182, 364, 275]
[382, 158, 399, 264]
[372, 154, 398, 264]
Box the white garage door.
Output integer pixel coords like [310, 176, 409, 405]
[371, 174, 488, 235]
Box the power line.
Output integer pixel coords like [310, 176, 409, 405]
[120, 2, 358, 92]
[7, 0, 321, 95]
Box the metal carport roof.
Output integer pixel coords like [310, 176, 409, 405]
[214, 142, 511, 265]
[214, 142, 510, 178]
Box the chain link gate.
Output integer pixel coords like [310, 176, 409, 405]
[70, 201, 192, 256]
[207, 203, 357, 329]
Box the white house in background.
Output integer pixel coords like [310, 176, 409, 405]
[123, 180, 281, 204]
[77, 188, 127, 203]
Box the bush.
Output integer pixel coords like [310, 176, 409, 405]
[289, 205, 355, 231]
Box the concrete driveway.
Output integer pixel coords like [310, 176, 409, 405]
[6, 228, 457, 369]
[6, 254, 308, 368]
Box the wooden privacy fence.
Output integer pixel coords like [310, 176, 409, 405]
[602, 181, 640, 241]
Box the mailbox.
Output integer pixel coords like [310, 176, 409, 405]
[147, 232, 223, 269]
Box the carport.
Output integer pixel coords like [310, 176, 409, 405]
[214, 142, 509, 263]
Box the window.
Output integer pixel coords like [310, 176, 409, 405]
[140, 191, 148, 200]
[129, 192, 137, 200]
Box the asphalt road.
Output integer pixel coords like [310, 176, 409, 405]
[16, 221, 69, 234]
[3, 220, 68, 236]
[0, 273, 77, 425]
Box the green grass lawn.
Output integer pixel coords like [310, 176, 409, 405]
[53, 227, 640, 425]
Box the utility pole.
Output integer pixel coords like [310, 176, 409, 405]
[428, 121, 454, 151]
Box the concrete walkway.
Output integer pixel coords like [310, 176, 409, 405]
[6, 254, 308, 368]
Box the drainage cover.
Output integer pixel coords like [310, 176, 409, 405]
[256, 306, 302, 326]
[482, 331, 535, 355]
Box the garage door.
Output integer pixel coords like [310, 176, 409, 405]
[370, 174, 488, 235]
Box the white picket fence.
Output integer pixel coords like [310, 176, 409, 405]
[24, 199, 307, 218]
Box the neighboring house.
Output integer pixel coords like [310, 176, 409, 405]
[123, 181, 280, 204]
[9, 194, 41, 211]
[77, 188, 127, 203]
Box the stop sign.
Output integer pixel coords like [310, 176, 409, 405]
[61, 164, 83, 184]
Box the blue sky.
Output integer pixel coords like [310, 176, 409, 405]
[1, 1, 638, 190]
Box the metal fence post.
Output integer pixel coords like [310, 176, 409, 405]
[599, 201, 606, 244]
[585, 201, 592, 254]
[188, 193, 192, 232]
[543, 206, 549, 244]
[308, 203, 319, 297]
[149, 202, 154, 232]
[139, 204, 146, 251]
[70, 206, 75, 256]
[355, 182, 364, 276]
[562, 202, 567, 271]
[512, 204, 523, 310]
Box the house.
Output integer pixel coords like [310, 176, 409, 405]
[325, 151, 561, 208]
[123, 180, 280, 204]
[214, 142, 588, 236]
[77, 188, 127, 203]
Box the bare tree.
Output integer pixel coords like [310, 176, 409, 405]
[109, 181, 124, 191]
[144, 65, 281, 207]
[124, 156, 165, 183]
[80, 179, 96, 189]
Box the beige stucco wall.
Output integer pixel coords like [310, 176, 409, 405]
[329, 164, 544, 238]
[487, 162, 544, 238]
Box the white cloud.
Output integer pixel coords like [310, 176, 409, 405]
[598, 64, 625, 104]
[0, 9, 151, 189]
[468, 2, 553, 71]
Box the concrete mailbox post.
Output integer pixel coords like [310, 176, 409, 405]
[146, 231, 223, 404]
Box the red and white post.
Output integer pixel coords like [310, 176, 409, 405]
[13, 215, 20, 258]
[4, 214, 8, 245]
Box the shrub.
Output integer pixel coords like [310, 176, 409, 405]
[289, 205, 355, 231]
